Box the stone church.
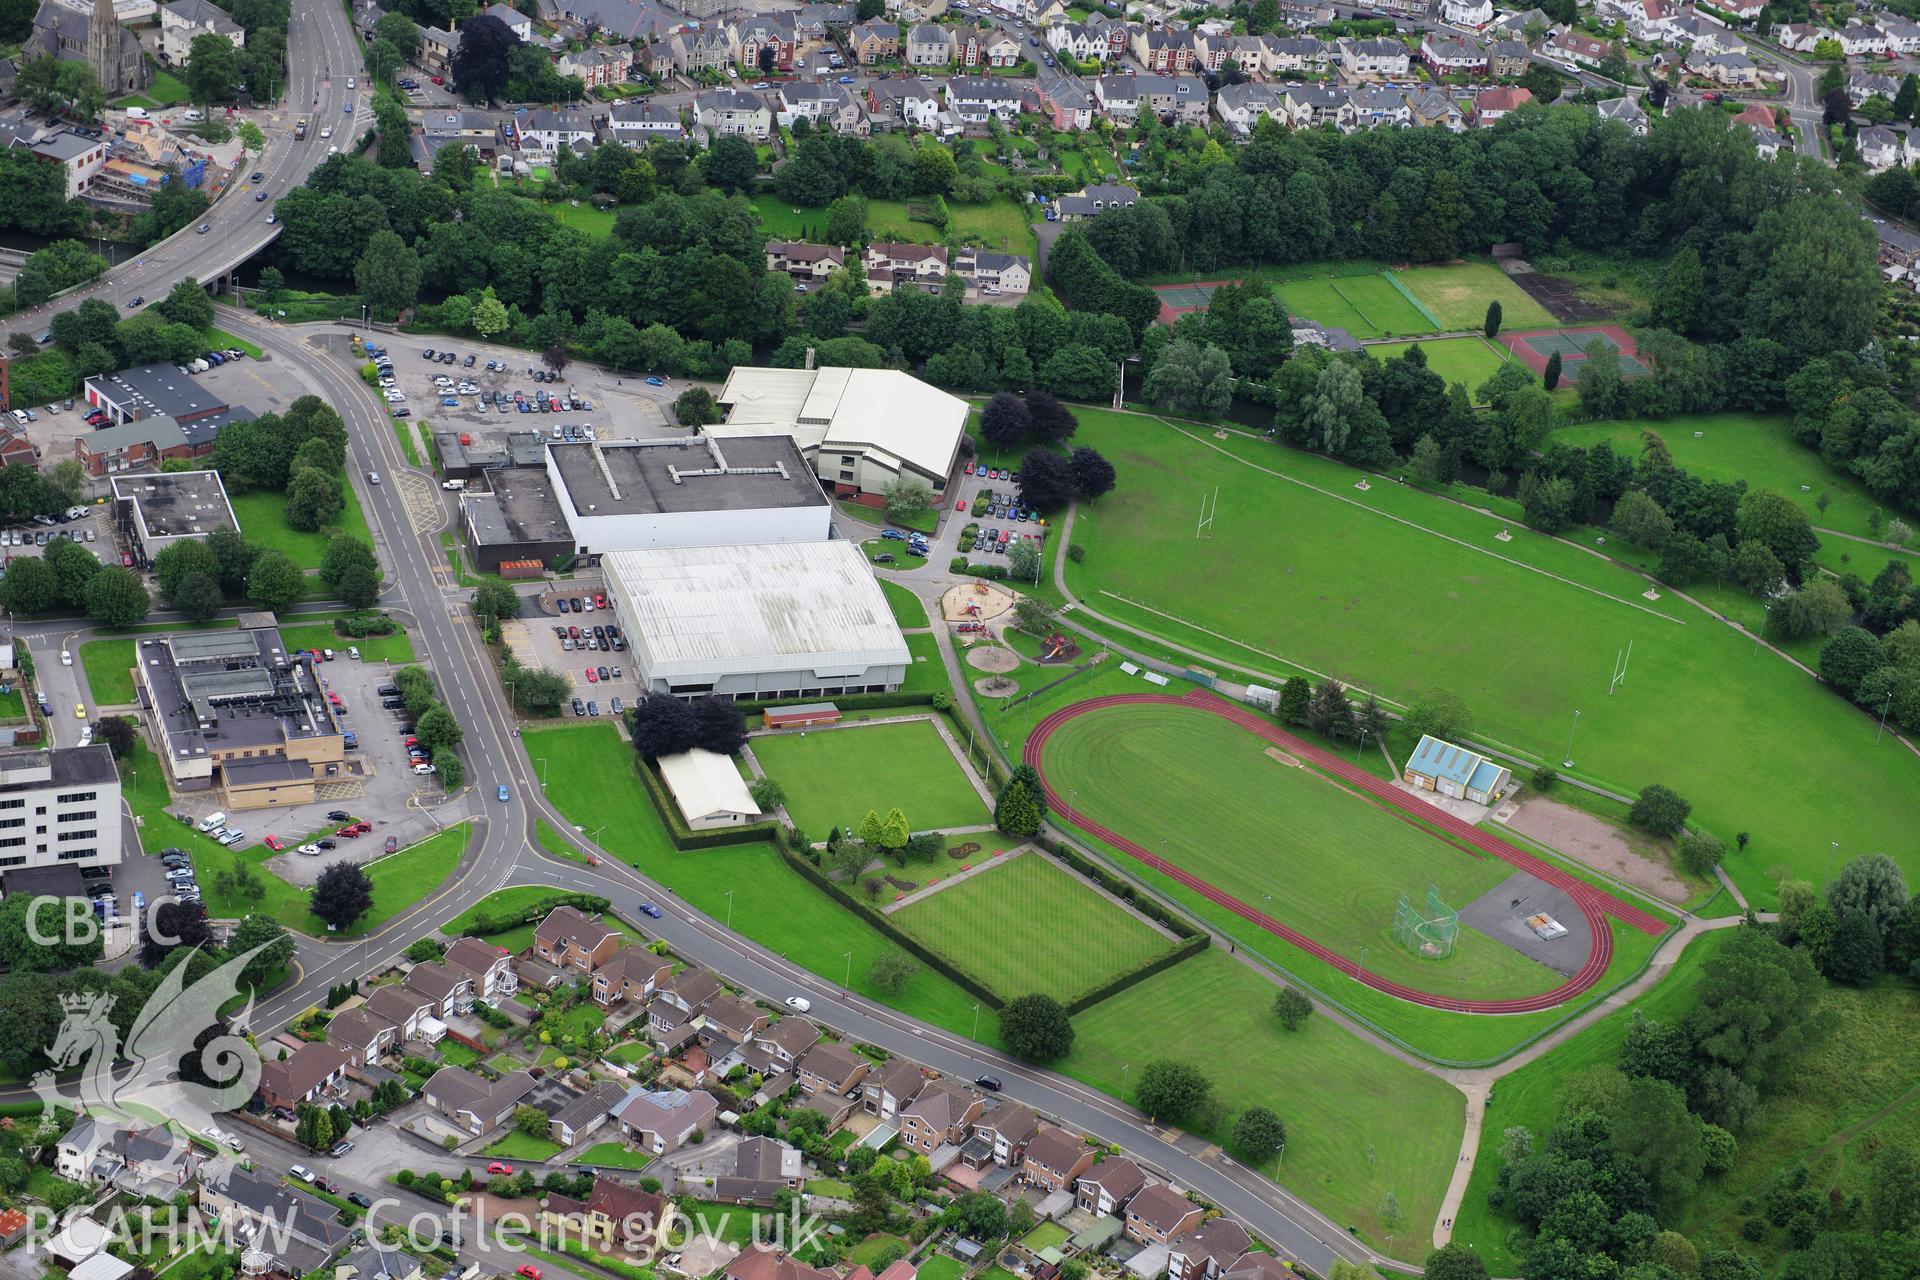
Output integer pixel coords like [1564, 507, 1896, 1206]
[28, 0, 151, 96]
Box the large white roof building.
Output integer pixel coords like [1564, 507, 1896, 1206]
[603, 541, 913, 700]
[656, 748, 762, 830]
[713, 367, 968, 504]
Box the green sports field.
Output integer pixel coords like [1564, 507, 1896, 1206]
[749, 719, 989, 835]
[1395, 261, 1556, 331]
[1039, 700, 1562, 998]
[1057, 410, 1920, 908]
[1368, 336, 1517, 401]
[1273, 274, 1432, 340]
[1545, 412, 1909, 545]
[891, 852, 1182, 1003]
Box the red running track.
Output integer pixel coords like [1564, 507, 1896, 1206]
[1025, 690, 1667, 1014]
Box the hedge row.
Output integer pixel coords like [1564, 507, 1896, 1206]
[777, 844, 1006, 1010]
[1063, 931, 1210, 1015]
[1037, 835, 1204, 940]
[632, 754, 783, 851]
[458, 891, 610, 937]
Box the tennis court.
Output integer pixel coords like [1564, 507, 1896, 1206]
[1152, 271, 1442, 339]
[1500, 325, 1645, 383]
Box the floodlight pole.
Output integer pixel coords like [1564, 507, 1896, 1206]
[725, 888, 734, 930]
[1877, 690, 1894, 745]
[1562, 710, 1580, 769]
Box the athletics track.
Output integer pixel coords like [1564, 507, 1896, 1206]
[1024, 690, 1669, 1014]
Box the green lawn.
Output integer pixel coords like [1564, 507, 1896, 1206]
[838, 497, 938, 534]
[892, 852, 1183, 1004]
[1040, 700, 1562, 1000]
[485, 1131, 564, 1160]
[231, 481, 374, 571]
[1368, 336, 1518, 402]
[749, 719, 989, 835]
[207, 327, 264, 359]
[200, 821, 472, 937]
[144, 70, 193, 107]
[863, 536, 927, 569]
[1057, 409, 1920, 909]
[579, 1141, 653, 1169]
[912, 1254, 967, 1280]
[79, 638, 136, 705]
[879, 579, 929, 630]
[1274, 273, 1434, 340]
[846, 1235, 909, 1269]
[392, 418, 422, 467]
[278, 621, 415, 663]
[1395, 261, 1557, 331]
[1064, 951, 1462, 1264]
[535, 818, 590, 864]
[900, 632, 949, 695]
[751, 193, 1033, 252]
[1019, 1221, 1071, 1252]
[1545, 412, 1909, 545]
[446, 885, 634, 953]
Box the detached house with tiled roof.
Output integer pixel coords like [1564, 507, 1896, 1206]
[1022, 1125, 1095, 1191]
[534, 905, 623, 974]
[1124, 1182, 1205, 1245]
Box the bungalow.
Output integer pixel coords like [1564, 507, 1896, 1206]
[796, 1041, 873, 1095]
[1035, 77, 1094, 131]
[972, 1100, 1038, 1165]
[712, 1135, 806, 1204]
[695, 89, 773, 140]
[1055, 181, 1137, 219]
[257, 1041, 349, 1113]
[851, 20, 900, 62]
[558, 44, 633, 87]
[955, 249, 1030, 297]
[946, 75, 1026, 124]
[1076, 1156, 1146, 1216]
[1403, 734, 1513, 803]
[866, 240, 950, 291]
[615, 1086, 720, 1154]
[1474, 84, 1532, 124]
[1419, 35, 1487, 76]
[1339, 37, 1410, 78]
[591, 946, 677, 1007]
[862, 1058, 926, 1119]
[550, 1080, 628, 1147]
[1546, 30, 1611, 67]
[1169, 1219, 1252, 1280]
[1124, 1183, 1205, 1245]
[534, 905, 623, 973]
[424, 1066, 537, 1135]
[899, 1077, 983, 1154]
[323, 1006, 396, 1069]
[1596, 94, 1649, 134]
[1022, 1125, 1095, 1191]
[444, 936, 516, 998]
[1690, 50, 1758, 86]
[766, 241, 846, 282]
[905, 22, 951, 64]
[543, 1179, 668, 1248]
[362, 984, 436, 1044]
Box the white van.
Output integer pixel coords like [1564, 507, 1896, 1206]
[126, 106, 149, 120]
[182, 109, 203, 122]
[442, 479, 466, 491]
[196, 811, 227, 833]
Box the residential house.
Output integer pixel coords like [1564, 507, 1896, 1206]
[1545, 30, 1610, 67]
[1474, 84, 1532, 124]
[861, 1058, 926, 1119]
[651, 965, 724, 1031]
[362, 984, 436, 1044]
[1138, 73, 1209, 125]
[549, 1080, 629, 1147]
[661, 25, 733, 74]
[702, 992, 772, 1047]
[58, 1119, 175, 1186]
[1419, 35, 1487, 76]
[1022, 1125, 1095, 1191]
[1169, 1220, 1252, 1280]
[543, 1179, 669, 1248]
[1054, 181, 1138, 219]
[1024, 0, 1067, 22]
[1771, 23, 1833, 53]
[159, 0, 242, 64]
[1046, 21, 1110, 63]
[1075, 1157, 1146, 1216]
[524, 108, 596, 154]
[1849, 72, 1901, 107]
[1690, 50, 1758, 85]
[257, 1041, 349, 1112]
[1859, 125, 1912, 171]
[1596, 94, 1649, 134]
[695, 89, 773, 139]
[1084, 13, 1130, 61]
[1487, 39, 1530, 78]
[1489, 7, 1553, 40]
[1710, 0, 1765, 19]
[1339, 37, 1410, 78]
[899, 1077, 984, 1154]
[335, 1242, 423, 1280]
[404, 961, 473, 1019]
[866, 240, 949, 291]
[713, 1136, 806, 1203]
[953, 248, 1030, 296]
[965, 27, 1021, 67]
[1731, 100, 1776, 130]
[781, 78, 844, 122]
[1838, 21, 1888, 56]
[1220, 1256, 1296, 1280]
[444, 936, 516, 999]
[533, 905, 624, 973]
[1266, 35, 1330, 73]
[1277, 83, 1348, 128]
[1131, 27, 1197, 73]
[747, 1015, 820, 1070]
[1409, 87, 1466, 131]
[559, 44, 634, 87]
[946, 75, 1025, 125]
[1094, 73, 1141, 121]
[734, 14, 797, 69]
[1344, 85, 1411, 130]
[1035, 76, 1093, 130]
[1124, 1183, 1205, 1245]
[766, 241, 845, 283]
[1878, 17, 1920, 55]
[726, 1248, 838, 1280]
[868, 79, 944, 130]
[851, 20, 900, 62]
[419, 26, 461, 75]
[1438, 0, 1493, 24]
[480, 1, 534, 36]
[1277, 0, 1334, 21]
[795, 1041, 873, 1096]
[615, 1086, 720, 1154]
[424, 1066, 537, 1135]
[1215, 79, 1280, 133]
[199, 1164, 352, 1274]
[1209, 34, 1269, 74]
[1749, 126, 1784, 158]
[906, 22, 951, 64]
[323, 1006, 396, 1069]
[1670, 13, 1745, 54]
[972, 1100, 1039, 1165]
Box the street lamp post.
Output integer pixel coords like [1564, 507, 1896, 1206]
[971, 1003, 980, 1040]
[842, 951, 851, 990]
[725, 888, 734, 930]
[1878, 690, 1895, 745]
[1562, 709, 1581, 769]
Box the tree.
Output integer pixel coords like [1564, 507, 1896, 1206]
[186, 32, 242, 105]
[470, 287, 508, 339]
[1628, 784, 1691, 836]
[514, 1105, 548, 1140]
[1422, 1243, 1490, 1280]
[1304, 677, 1355, 739]
[415, 705, 463, 753]
[1404, 689, 1471, 744]
[629, 692, 697, 759]
[994, 764, 1047, 837]
[311, 862, 374, 932]
[356, 230, 422, 319]
[980, 391, 1031, 450]
[157, 278, 215, 332]
[948, 1192, 1007, 1240]
[451, 13, 517, 104]
[0, 892, 103, 971]
[691, 697, 748, 755]
[1819, 627, 1886, 698]
[1144, 339, 1233, 419]
[999, 993, 1074, 1062]
[1868, 1144, 1920, 1234]
[541, 345, 570, 378]
[1026, 390, 1079, 445]
[1543, 351, 1562, 391]
[141, 899, 212, 964]
[1828, 908, 1884, 984]
[1735, 489, 1819, 571]
[1825, 853, 1909, 944]
[89, 715, 135, 759]
[472, 580, 520, 622]
[1017, 449, 1076, 513]
[1679, 831, 1723, 878]
[84, 567, 150, 627]
[285, 467, 344, 533]
[154, 537, 223, 604]
[1007, 539, 1041, 584]
[1483, 300, 1502, 340]
[704, 135, 759, 193]
[1610, 489, 1673, 550]
[1134, 1059, 1211, 1124]
[246, 549, 305, 614]
[883, 480, 933, 529]
[1277, 676, 1310, 725]
[867, 948, 920, 994]
[674, 388, 719, 427]
[1230, 1106, 1286, 1160]
[1271, 985, 1312, 1031]
[1069, 447, 1116, 501]
[823, 194, 867, 246]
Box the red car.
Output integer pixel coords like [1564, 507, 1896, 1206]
[584, 667, 597, 683]
[350, 821, 372, 834]
[264, 835, 284, 851]
[594, 593, 608, 609]
[516, 1269, 541, 1280]
[385, 835, 399, 853]
[337, 825, 361, 838]
[489, 1162, 515, 1175]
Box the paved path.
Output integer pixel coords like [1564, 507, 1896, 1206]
[882, 842, 1031, 913]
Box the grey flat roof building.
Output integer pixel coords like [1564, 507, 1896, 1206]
[547, 436, 825, 518]
[84, 363, 233, 425]
[111, 470, 238, 568]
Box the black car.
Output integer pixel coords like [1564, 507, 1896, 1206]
[347, 1192, 372, 1208]
[974, 1074, 1002, 1091]
[423, 349, 437, 360]
[571, 698, 585, 716]
[463, 354, 476, 367]
[381, 697, 405, 709]
[327, 810, 351, 821]
[317, 839, 338, 850]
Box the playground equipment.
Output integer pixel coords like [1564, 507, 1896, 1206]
[1043, 633, 1069, 660]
